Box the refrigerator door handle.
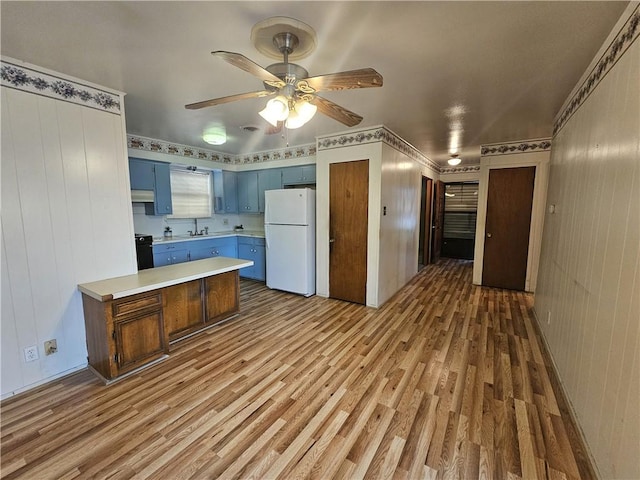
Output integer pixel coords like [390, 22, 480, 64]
[265, 225, 270, 250]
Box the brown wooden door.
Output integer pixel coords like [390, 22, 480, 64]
[482, 166, 536, 290]
[419, 176, 433, 266]
[431, 180, 445, 262]
[329, 160, 369, 304]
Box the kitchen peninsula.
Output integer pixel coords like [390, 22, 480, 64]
[78, 257, 252, 383]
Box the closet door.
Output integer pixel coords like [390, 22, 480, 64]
[482, 166, 536, 290]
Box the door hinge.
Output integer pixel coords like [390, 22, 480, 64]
[112, 330, 116, 340]
[114, 353, 119, 363]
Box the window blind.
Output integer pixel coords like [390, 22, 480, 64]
[168, 169, 212, 219]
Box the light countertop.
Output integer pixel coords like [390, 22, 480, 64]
[152, 230, 265, 244]
[78, 257, 253, 301]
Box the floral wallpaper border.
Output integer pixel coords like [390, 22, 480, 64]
[0, 60, 121, 114]
[480, 139, 552, 157]
[127, 134, 316, 165]
[317, 127, 440, 172]
[440, 165, 481, 174]
[553, 6, 639, 135]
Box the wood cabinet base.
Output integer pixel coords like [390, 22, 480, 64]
[82, 270, 240, 382]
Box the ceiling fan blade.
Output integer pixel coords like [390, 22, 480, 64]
[297, 68, 383, 93]
[185, 90, 274, 110]
[212, 51, 285, 88]
[312, 95, 363, 127]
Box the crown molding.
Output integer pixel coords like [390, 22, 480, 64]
[317, 126, 440, 172]
[127, 134, 316, 165]
[440, 165, 481, 174]
[1, 59, 121, 114]
[481, 138, 552, 157]
[553, 5, 639, 136]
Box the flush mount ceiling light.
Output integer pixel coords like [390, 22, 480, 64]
[202, 127, 226, 145]
[447, 154, 462, 166]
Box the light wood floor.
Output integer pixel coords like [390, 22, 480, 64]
[1, 259, 594, 479]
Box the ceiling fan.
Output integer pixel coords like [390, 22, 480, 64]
[185, 17, 383, 131]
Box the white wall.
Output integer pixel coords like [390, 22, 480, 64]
[534, 5, 639, 478]
[377, 143, 422, 305]
[1, 66, 135, 397]
[473, 149, 550, 291]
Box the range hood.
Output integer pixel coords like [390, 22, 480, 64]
[130, 189, 155, 203]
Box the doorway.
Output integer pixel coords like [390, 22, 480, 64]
[441, 182, 479, 260]
[329, 160, 369, 304]
[482, 166, 536, 290]
[418, 176, 433, 269]
[431, 180, 445, 262]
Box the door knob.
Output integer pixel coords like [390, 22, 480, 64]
[329, 238, 335, 243]
[487, 233, 492, 238]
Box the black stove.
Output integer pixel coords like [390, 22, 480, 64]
[134, 234, 154, 270]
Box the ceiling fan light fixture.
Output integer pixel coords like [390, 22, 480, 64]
[447, 154, 462, 166]
[259, 95, 289, 126]
[285, 100, 317, 129]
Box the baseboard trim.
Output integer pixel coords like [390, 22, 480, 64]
[531, 306, 601, 480]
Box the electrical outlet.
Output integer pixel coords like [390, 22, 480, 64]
[223, 218, 229, 225]
[44, 339, 57, 355]
[24, 345, 39, 362]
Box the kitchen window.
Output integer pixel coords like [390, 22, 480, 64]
[168, 168, 212, 219]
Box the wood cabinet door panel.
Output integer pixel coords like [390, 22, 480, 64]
[115, 310, 166, 374]
[205, 271, 239, 323]
[163, 280, 204, 339]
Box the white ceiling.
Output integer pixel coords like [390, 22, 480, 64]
[1, 1, 628, 166]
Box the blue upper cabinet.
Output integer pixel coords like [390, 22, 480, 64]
[213, 170, 238, 214]
[129, 158, 173, 215]
[257, 169, 282, 212]
[281, 165, 316, 186]
[129, 158, 155, 190]
[237, 171, 260, 213]
[150, 162, 172, 215]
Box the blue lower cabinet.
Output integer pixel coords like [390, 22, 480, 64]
[152, 236, 256, 271]
[237, 237, 265, 281]
[152, 243, 189, 267]
[182, 237, 238, 262]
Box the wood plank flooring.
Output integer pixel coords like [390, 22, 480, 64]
[1, 259, 595, 479]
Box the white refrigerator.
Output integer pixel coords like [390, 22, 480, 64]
[264, 188, 316, 296]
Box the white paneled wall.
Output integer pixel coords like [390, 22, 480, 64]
[1, 86, 136, 397]
[534, 8, 639, 478]
[377, 144, 422, 306]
